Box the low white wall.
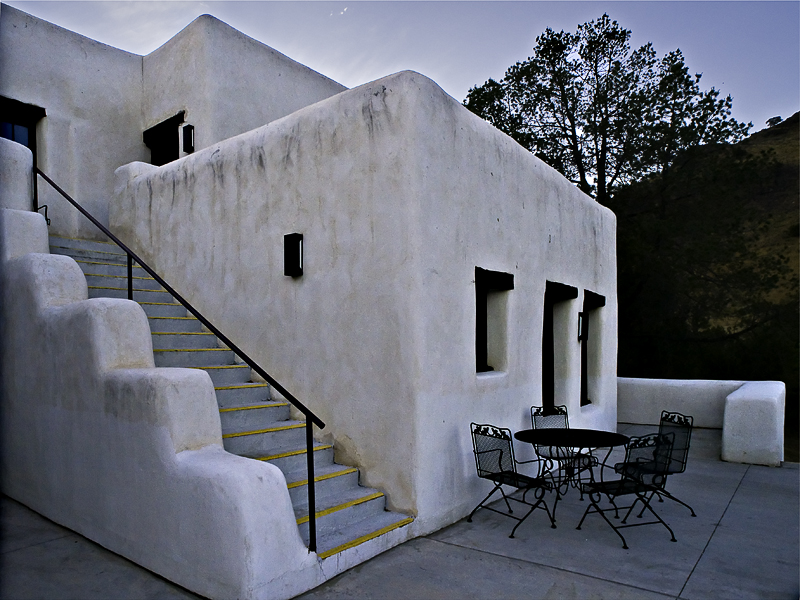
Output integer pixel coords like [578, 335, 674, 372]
[618, 377, 745, 428]
[618, 377, 785, 466]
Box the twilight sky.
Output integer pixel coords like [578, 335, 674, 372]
[5, 1, 799, 133]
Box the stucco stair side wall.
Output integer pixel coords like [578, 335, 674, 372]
[111, 72, 443, 520]
[722, 381, 785, 466]
[0, 208, 324, 600]
[617, 377, 746, 428]
[0, 5, 147, 239]
[401, 74, 618, 528]
[143, 13, 347, 154]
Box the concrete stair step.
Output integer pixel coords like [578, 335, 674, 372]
[285, 465, 360, 506]
[88, 286, 174, 303]
[255, 443, 335, 474]
[49, 235, 126, 255]
[151, 331, 220, 350]
[50, 245, 128, 264]
[314, 511, 414, 560]
[215, 383, 271, 408]
[295, 487, 388, 543]
[85, 273, 164, 291]
[192, 365, 252, 386]
[140, 302, 189, 318]
[219, 401, 289, 431]
[147, 316, 204, 333]
[222, 421, 306, 456]
[153, 348, 235, 367]
[73, 259, 148, 278]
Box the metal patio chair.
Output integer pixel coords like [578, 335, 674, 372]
[576, 433, 677, 549]
[467, 423, 557, 537]
[626, 411, 696, 518]
[530, 405, 597, 496]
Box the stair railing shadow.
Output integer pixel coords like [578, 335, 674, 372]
[34, 167, 325, 552]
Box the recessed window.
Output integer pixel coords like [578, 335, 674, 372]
[542, 281, 578, 410]
[475, 267, 514, 373]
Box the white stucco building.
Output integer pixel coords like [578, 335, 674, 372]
[0, 5, 640, 599]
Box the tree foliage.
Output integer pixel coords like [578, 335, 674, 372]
[464, 14, 751, 204]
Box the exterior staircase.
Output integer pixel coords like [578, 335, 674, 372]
[49, 234, 413, 559]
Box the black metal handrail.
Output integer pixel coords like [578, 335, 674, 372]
[35, 167, 324, 552]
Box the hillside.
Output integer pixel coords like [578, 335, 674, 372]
[606, 112, 799, 460]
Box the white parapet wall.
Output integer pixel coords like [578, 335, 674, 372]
[0, 137, 351, 600]
[618, 377, 785, 466]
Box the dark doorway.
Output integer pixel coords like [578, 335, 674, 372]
[579, 290, 606, 406]
[143, 111, 185, 166]
[542, 281, 578, 410]
[1, 96, 46, 211]
[1, 96, 45, 157]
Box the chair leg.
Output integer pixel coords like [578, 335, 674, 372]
[576, 493, 629, 549]
[498, 487, 514, 513]
[467, 484, 504, 522]
[509, 491, 556, 537]
[659, 489, 697, 517]
[635, 492, 677, 542]
[636, 489, 697, 518]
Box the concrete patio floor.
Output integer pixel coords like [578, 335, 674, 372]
[1, 424, 797, 600]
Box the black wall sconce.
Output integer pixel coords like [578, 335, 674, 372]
[182, 124, 194, 154]
[284, 233, 303, 277]
[578, 311, 587, 341]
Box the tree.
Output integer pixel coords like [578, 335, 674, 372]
[464, 14, 751, 204]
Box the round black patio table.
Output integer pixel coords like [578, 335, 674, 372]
[514, 428, 629, 450]
[514, 428, 630, 493]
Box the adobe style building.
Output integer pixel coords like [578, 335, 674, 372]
[14, 4, 762, 598]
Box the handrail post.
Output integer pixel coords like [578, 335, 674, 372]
[127, 254, 133, 300]
[306, 420, 317, 553]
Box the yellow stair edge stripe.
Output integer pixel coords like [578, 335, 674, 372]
[296, 492, 384, 525]
[50, 234, 118, 245]
[318, 517, 415, 560]
[222, 423, 305, 438]
[148, 316, 198, 320]
[52, 245, 122, 255]
[89, 285, 164, 292]
[85, 273, 155, 281]
[214, 383, 269, 390]
[139, 301, 181, 306]
[153, 348, 230, 353]
[75, 258, 144, 266]
[191, 365, 247, 370]
[287, 467, 357, 490]
[219, 402, 286, 413]
[151, 331, 215, 336]
[256, 445, 332, 461]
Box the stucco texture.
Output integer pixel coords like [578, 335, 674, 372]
[111, 70, 618, 534]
